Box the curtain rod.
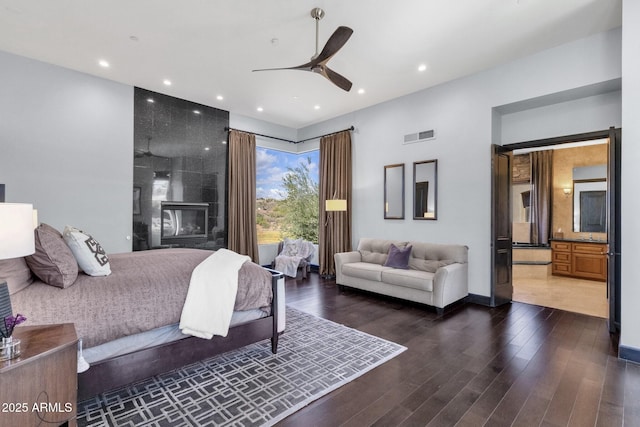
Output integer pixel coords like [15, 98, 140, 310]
[225, 126, 354, 144]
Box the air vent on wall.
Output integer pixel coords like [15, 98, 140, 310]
[403, 129, 436, 144]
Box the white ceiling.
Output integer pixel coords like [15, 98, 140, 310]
[0, 0, 622, 129]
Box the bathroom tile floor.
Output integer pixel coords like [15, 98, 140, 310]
[513, 275, 608, 318]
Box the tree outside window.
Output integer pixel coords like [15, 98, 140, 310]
[256, 147, 319, 244]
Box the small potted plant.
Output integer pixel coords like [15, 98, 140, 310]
[1, 313, 27, 361]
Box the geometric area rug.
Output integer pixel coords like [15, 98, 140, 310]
[77, 308, 407, 426]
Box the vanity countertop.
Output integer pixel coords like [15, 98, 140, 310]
[550, 238, 608, 244]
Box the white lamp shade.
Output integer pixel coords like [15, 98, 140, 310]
[0, 203, 36, 259]
[325, 199, 347, 212]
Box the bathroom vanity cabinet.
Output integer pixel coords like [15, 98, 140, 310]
[551, 239, 608, 281]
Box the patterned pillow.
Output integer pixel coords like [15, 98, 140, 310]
[63, 226, 111, 276]
[26, 223, 79, 288]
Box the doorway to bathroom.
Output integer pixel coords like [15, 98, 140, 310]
[492, 128, 621, 332]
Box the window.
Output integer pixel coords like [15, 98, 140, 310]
[256, 147, 319, 244]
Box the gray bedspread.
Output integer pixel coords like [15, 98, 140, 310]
[11, 248, 272, 348]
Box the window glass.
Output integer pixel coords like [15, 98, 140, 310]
[256, 147, 319, 244]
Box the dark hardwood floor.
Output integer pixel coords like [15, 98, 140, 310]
[277, 273, 640, 427]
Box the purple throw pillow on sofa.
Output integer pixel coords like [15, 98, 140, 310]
[384, 244, 412, 269]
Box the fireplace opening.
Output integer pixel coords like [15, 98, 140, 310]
[160, 202, 209, 245]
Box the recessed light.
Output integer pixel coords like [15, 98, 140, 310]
[98, 59, 110, 68]
[204, 147, 210, 151]
[129, 35, 139, 42]
[314, 105, 320, 110]
[193, 110, 201, 115]
[221, 140, 227, 145]
[418, 64, 427, 72]
[216, 95, 224, 101]
[147, 98, 155, 103]
[163, 79, 172, 86]
[357, 88, 365, 95]
[257, 107, 264, 112]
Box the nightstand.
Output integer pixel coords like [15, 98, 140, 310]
[0, 323, 78, 427]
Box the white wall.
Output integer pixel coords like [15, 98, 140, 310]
[297, 28, 622, 302]
[499, 90, 621, 144]
[0, 51, 133, 253]
[621, 0, 640, 355]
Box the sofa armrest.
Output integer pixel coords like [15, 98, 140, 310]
[432, 263, 469, 308]
[334, 251, 362, 283]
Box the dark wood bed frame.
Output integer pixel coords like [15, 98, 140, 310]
[78, 270, 284, 400]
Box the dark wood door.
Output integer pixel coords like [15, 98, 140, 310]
[607, 127, 621, 333]
[491, 144, 513, 306]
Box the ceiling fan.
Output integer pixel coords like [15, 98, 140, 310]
[135, 136, 158, 158]
[253, 8, 354, 92]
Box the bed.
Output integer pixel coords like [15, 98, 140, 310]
[9, 247, 285, 400]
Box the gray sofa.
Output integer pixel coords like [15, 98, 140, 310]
[334, 238, 469, 313]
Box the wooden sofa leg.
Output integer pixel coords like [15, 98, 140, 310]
[435, 307, 444, 316]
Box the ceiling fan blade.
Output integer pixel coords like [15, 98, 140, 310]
[252, 63, 313, 73]
[322, 66, 352, 92]
[313, 26, 353, 65]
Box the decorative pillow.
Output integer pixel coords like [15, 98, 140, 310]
[0, 257, 33, 295]
[63, 226, 111, 276]
[383, 244, 412, 269]
[26, 223, 78, 288]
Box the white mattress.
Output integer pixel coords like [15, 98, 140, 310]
[83, 309, 267, 364]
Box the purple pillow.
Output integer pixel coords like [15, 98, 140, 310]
[384, 244, 412, 269]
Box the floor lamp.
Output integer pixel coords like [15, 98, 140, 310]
[324, 198, 347, 278]
[0, 203, 35, 360]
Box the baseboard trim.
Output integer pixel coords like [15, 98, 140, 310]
[619, 345, 640, 364]
[467, 293, 492, 307]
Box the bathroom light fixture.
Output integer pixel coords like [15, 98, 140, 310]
[563, 187, 572, 196]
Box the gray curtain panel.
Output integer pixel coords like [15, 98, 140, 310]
[319, 130, 353, 276]
[228, 130, 259, 262]
[530, 150, 553, 245]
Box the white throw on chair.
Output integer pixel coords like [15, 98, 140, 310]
[273, 238, 315, 278]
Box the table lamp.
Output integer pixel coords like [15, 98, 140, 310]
[0, 203, 35, 361]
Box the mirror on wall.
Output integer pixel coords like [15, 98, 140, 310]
[413, 159, 437, 220]
[573, 180, 607, 232]
[384, 164, 404, 219]
[572, 164, 607, 233]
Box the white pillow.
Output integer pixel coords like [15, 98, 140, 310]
[62, 226, 111, 276]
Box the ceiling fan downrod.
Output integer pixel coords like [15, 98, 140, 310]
[310, 7, 325, 60]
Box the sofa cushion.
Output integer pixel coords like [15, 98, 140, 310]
[384, 244, 412, 269]
[409, 258, 455, 273]
[409, 242, 468, 264]
[342, 262, 392, 282]
[381, 269, 435, 292]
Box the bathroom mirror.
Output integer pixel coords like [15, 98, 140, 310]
[384, 164, 404, 219]
[573, 179, 606, 233]
[413, 159, 437, 220]
[572, 164, 607, 233]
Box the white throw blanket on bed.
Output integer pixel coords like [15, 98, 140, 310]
[179, 249, 250, 339]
